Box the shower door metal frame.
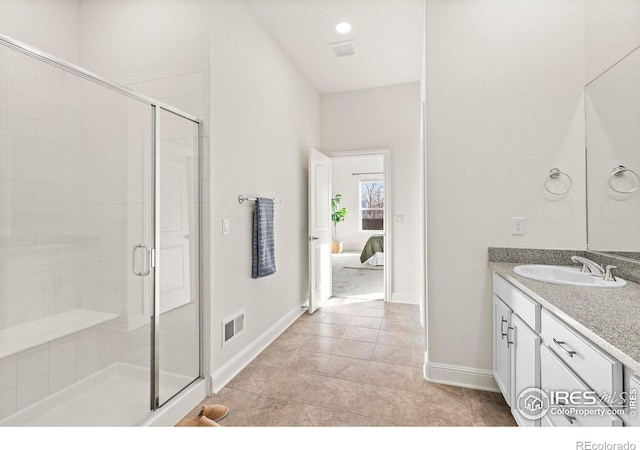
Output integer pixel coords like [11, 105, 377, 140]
[150, 106, 203, 410]
[0, 32, 204, 418]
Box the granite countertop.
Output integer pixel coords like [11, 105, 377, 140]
[489, 261, 640, 374]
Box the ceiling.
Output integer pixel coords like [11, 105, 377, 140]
[247, 0, 424, 94]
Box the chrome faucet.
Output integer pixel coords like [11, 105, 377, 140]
[570, 256, 605, 277]
[603, 265, 618, 282]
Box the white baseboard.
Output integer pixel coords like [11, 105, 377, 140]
[424, 360, 500, 392]
[391, 292, 420, 304]
[209, 303, 306, 393]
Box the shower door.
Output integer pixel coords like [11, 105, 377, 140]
[0, 36, 157, 426]
[154, 108, 201, 407]
[0, 33, 201, 426]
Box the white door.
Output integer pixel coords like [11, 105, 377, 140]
[308, 148, 332, 314]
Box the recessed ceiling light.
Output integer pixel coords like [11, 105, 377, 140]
[335, 22, 352, 34]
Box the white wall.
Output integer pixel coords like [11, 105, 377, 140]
[586, 0, 640, 83]
[209, 0, 320, 379]
[79, 0, 211, 82]
[321, 82, 422, 304]
[424, 0, 585, 384]
[331, 156, 384, 251]
[0, 0, 81, 64]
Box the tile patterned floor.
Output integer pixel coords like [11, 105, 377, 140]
[182, 298, 516, 427]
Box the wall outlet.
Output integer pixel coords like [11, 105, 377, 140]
[512, 217, 525, 235]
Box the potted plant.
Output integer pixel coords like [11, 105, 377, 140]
[331, 194, 348, 253]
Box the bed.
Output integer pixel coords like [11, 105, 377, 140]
[360, 234, 384, 266]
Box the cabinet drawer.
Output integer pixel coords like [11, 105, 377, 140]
[493, 274, 540, 332]
[541, 345, 622, 427]
[541, 310, 622, 399]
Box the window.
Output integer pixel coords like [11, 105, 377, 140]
[360, 180, 384, 231]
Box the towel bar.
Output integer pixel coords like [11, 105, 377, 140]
[238, 195, 282, 204]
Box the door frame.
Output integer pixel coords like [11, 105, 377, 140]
[325, 148, 392, 303]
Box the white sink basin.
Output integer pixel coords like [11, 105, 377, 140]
[513, 265, 627, 288]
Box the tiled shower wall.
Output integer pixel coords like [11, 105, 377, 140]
[0, 47, 156, 419]
[77, 80, 153, 370]
[0, 45, 87, 419]
[0, 46, 81, 331]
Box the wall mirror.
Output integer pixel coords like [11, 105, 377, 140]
[586, 46, 640, 261]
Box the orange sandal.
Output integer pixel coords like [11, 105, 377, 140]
[200, 404, 229, 422]
[176, 415, 221, 427]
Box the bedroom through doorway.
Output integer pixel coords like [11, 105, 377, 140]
[329, 151, 389, 304]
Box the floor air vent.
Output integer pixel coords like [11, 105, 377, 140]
[222, 311, 245, 347]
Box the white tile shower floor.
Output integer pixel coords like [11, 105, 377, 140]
[1, 363, 192, 426]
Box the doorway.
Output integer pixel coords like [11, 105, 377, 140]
[330, 152, 388, 305]
[328, 149, 391, 308]
[307, 148, 391, 313]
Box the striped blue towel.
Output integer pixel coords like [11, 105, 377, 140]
[252, 198, 276, 278]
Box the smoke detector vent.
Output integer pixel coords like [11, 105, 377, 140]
[222, 310, 245, 347]
[329, 40, 356, 58]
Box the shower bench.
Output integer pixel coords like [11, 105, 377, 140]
[0, 309, 118, 360]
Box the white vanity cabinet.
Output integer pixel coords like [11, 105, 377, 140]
[492, 272, 635, 427]
[492, 274, 541, 426]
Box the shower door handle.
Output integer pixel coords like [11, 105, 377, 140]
[132, 244, 151, 276]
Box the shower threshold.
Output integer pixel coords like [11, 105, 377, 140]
[0, 363, 193, 426]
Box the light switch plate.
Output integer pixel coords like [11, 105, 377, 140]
[222, 219, 230, 236]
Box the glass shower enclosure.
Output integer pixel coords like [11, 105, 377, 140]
[0, 34, 202, 426]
